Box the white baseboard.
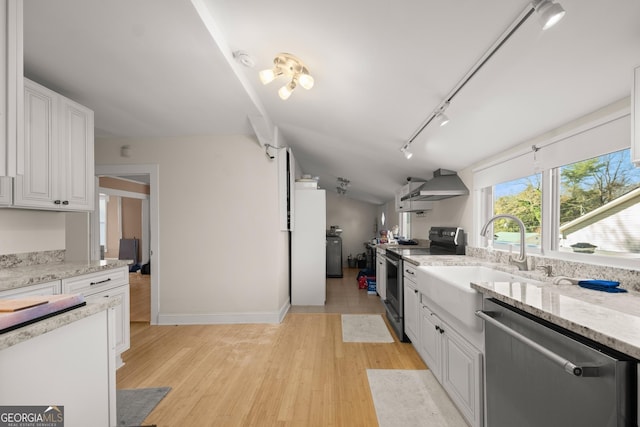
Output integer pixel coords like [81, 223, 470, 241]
[158, 300, 291, 325]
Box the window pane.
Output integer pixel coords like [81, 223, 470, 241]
[492, 174, 542, 248]
[558, 148, 640, 258]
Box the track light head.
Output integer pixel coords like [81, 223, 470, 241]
[534, 0, 566, 30]
[400, 145, 413, 160]
[436, 112, 450, 127]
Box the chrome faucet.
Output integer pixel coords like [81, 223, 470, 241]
[480, 214, 528, 271]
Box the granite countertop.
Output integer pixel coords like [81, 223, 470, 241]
[0, 295, 121, 350]
[0, 259, 131, 292]
[403, 253, 640, 359]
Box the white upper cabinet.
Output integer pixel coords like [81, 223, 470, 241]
[0, 0, 23, 205]
[632, 65, 640, 166]
[14, 78, 94, 211]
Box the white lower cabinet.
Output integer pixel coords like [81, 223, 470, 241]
[403, 264, 419, 342]
[62, 266, 130, 368]
[0, 309, 114, 427]
[419, 302, 483, 427]
[419, 305, 442, 380]
[0, 280, 61, 298]
[376, 249, 386, 301]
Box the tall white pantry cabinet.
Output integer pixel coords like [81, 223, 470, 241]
[291, 186, 326, 306]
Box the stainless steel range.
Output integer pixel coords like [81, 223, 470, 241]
[384, 226, 465, 342]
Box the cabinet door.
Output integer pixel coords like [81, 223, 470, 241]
[632, 65, 640, 166]
[85, 284, 130, 358]
[0, 280, 61, 298]
[59, 96, 94, 210]
[441, 325, 483, 427]
[403, 281, 419, 342]
[0, 0, 23, 180]
[419, 305, 442, 381]
[14, 79, 57, 208]
[376, 254, 386, 300]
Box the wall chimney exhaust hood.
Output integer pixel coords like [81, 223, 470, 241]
[401, 169, 469, 201]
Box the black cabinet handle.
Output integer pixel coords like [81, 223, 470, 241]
[90, 278, 112, 286]
[62, 200, 69, 205]
[54, 200, 61, 205]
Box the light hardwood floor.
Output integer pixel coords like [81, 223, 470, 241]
[129, 272, 151, 322]
[119, 268, 427, 426]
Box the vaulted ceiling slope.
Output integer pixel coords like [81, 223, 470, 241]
[24, 0, 640, 204]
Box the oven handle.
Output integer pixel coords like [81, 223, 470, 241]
[476, 310, 598, 377]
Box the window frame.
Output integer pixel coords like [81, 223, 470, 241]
[474, 107, 638, 269]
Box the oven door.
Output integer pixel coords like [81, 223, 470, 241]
[384, 252, 405, 341]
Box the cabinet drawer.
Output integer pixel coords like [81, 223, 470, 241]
[403, 263, 417, 283]
[62, 267, 128, 296]
[0, 280, 61, 299]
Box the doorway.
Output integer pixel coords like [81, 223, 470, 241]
[94, 164, 160, 325]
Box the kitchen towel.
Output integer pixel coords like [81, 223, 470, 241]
[578, 280, 627, 293]
[367, 369, 467, 427]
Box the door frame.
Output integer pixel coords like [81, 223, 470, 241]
[94, 163, 160, 325]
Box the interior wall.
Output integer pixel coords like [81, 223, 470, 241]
[95, 134, 288, 319]
[409, 172, 472, 241]
[325, 191, 378, 265]
[121, 197, 142, 262]
[0, 210, 65, 255]
[377, 201, 399, 240]
[105, 196, 120, 258]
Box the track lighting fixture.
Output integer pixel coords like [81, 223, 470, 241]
[400, 145, 413, 160]
[533, 0, 566, 30]
[434, 102, 451, 127]
[264, 143, 285, 160]
[336, 177, 350, 195]
[400, 0, 566, 158]
[259, 53, 314, 100]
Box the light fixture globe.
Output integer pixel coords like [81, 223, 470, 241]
[278, 81, 296, 100]
[535, 0, 566, 30]
[259, 69, 277, 85]
[259, 53, 314, 100]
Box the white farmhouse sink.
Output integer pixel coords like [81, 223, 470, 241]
[415, 266, 535, 331]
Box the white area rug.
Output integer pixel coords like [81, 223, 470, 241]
[367, 369, 467, 427]
[341, 314, 394, 343]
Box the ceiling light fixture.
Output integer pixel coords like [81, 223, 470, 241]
[400, 0, 566, 158]
[533, 0, 566, 30]
[400, 145, 413, 160]
[259, 53, 314, 100]
[434, 102, 451, 127]
[232, 50, 256, 68]
[336, 177, 350, 195]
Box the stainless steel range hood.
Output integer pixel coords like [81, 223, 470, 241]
[401, 169, 469, 201]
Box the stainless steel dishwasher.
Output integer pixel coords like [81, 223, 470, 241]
[477, 299, 636, 427]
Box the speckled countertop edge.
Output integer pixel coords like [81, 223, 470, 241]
[403, 253, 640, 359]
[0, 259, 131, 292]
[0, 295, 121, 351]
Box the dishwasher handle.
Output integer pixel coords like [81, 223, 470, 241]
[476, 310, 598, 377]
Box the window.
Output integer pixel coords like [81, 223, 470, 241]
[474, 110, 637, 265]
[99, 194, 108, 251]
[558, 148, 640, 258]
[492, 174, 542, 250]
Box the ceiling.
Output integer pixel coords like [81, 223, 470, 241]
[23, 0, 640, 204]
